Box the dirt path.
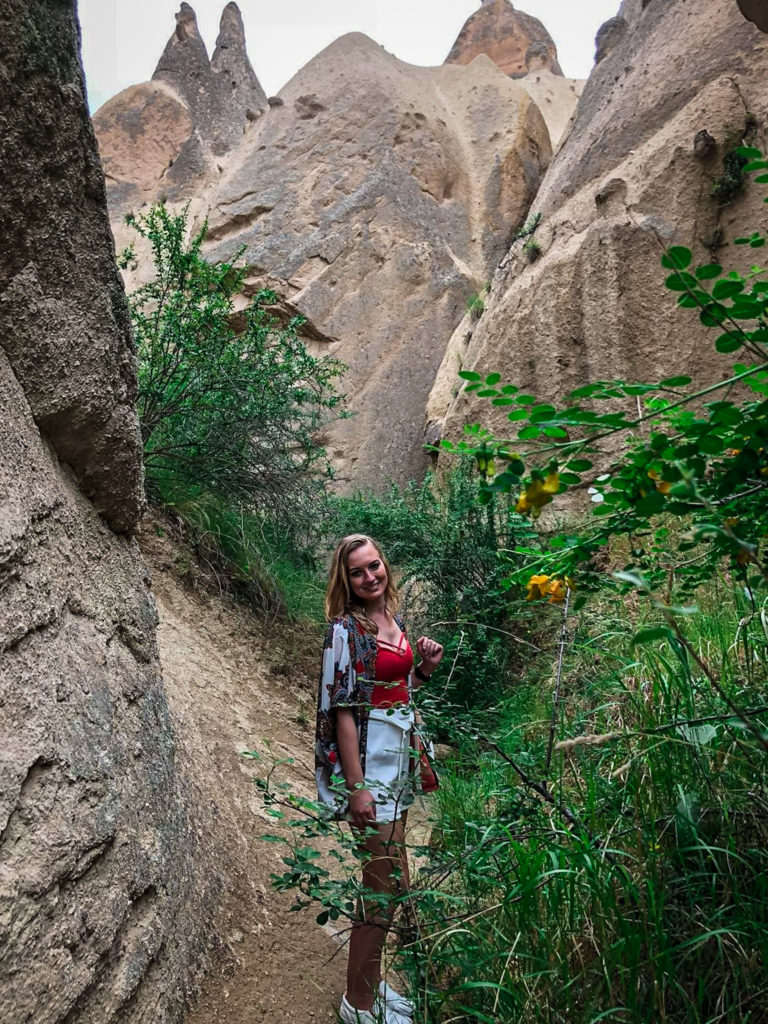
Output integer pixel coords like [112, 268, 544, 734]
[140, 525, 346, 1023]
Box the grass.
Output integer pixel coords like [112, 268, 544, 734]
[399, 587, 768, 1023]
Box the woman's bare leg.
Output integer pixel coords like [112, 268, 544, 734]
[346, 816, 407, 1011]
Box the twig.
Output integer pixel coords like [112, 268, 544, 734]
[545, 587, 572, 774]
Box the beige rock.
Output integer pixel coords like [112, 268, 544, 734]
[200, 35, 551, 489]
[518, 68, 584, 149]
[0, 2, 221, 1020]
[446, 0, 564, 78]
[433, 0, 768, 460]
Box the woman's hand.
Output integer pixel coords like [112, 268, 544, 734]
[348, 787, 377, 829]
[416, 636, 444, 676]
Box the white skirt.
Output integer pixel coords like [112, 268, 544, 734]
[358, 707, 416, 823]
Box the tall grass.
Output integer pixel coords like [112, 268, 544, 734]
[401, 588, 768, 1023]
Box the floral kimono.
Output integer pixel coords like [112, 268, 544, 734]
[315, 611, 409, 817]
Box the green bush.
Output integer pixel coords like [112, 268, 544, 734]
[122, 204, 345, 614]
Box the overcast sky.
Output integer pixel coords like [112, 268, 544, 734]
[79, 0, 620, 114]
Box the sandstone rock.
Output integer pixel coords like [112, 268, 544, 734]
[0, 2, 219, 1020]
[432, 0, 768, 459]
[93, 3, 267, 203]
[199, 34, 551, 489]
[518, 67, 584, 149]
[446, 0, 564, 78]
[0, 1, 143, 534]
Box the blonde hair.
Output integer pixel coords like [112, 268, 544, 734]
[325, 533, 399, 632]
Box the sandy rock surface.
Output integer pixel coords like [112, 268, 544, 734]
[201, 34, 551, 490]
[432, 0, 768, 452]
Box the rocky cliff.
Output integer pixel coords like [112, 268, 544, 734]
[430, 0, 768, 452]
[0, 3, 218, 1020]
[95, 8, 553, 490]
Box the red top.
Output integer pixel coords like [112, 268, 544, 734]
[371, 633, 413, 708]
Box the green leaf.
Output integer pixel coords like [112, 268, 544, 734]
[677, 723, 717, 746]
[712, 279, 744, 300]
[458, 370, 481, 381]
[614, 570, 650, 591]
[543, 426, 568, 438]
[744, 159, 768, 172]
[518, 425, 541, 440]
[694, 263, 722, 280]
[516, 394, 537, 404]
[737, 146, 763, 160]
[715, 332, 743, 353]
[633, 626, 671, 645]
[659, 375, 692, 387]
[665, 272, 697, 291]
[568, 459, 593, 472]
[507, 408, 529, 421]
[491, 397, 517, 406]
[698, 433, 724, 454]
[559, 472, 582, 485]
[485, 372, 501, 385]
[661, 246, 692, 270]
[476, 388, 499, 397]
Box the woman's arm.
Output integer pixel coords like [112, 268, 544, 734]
[414, 636, 444, 682]
[336, 708, 376, 828]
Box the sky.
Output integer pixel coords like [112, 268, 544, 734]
[79, 0, 620, 114]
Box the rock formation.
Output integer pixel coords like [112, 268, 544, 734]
[94, 3, 267, 208]
[95, 16, 552, 490]
[0, 2, 217, 1020]
[430, 0, 768, 454]
[446, 0, 564, 77]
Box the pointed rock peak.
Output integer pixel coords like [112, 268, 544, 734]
[211, 2, 268, 114]
[446, 1, 563, 78]
[153, 4, 210, 94]
[175, 2, 202, 40]
[215, 2, 247, 50]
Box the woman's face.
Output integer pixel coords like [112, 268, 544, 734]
[347, 541, 388, 604]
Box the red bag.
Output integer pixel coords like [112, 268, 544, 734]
[416, 733, 439, 793]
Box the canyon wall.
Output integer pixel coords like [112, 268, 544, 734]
[0, 3, 218, 1020]
[430, 0, 768, 451]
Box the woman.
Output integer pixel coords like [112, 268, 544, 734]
[315, 534, 444, 1024]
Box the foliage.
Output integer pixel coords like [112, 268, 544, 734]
[442, 148, 768, 608]
[246, 149, 768, 1023]
[124, 204, 345, 514]
[466, 292, 485, 317]
[123, 204, 345, 614]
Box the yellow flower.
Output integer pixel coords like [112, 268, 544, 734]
[526, 574, 551, 601]
[516, 471, 560, 518]
[525, 574, 573, 603]
[547, 578, 568, 603]
[647, 468, 672, 494]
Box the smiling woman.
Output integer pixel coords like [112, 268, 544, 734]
[315, 533, 444, 1023]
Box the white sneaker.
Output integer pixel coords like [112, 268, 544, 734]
[339, 992, 409, 1024]
[379, 980, 414, 1018]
